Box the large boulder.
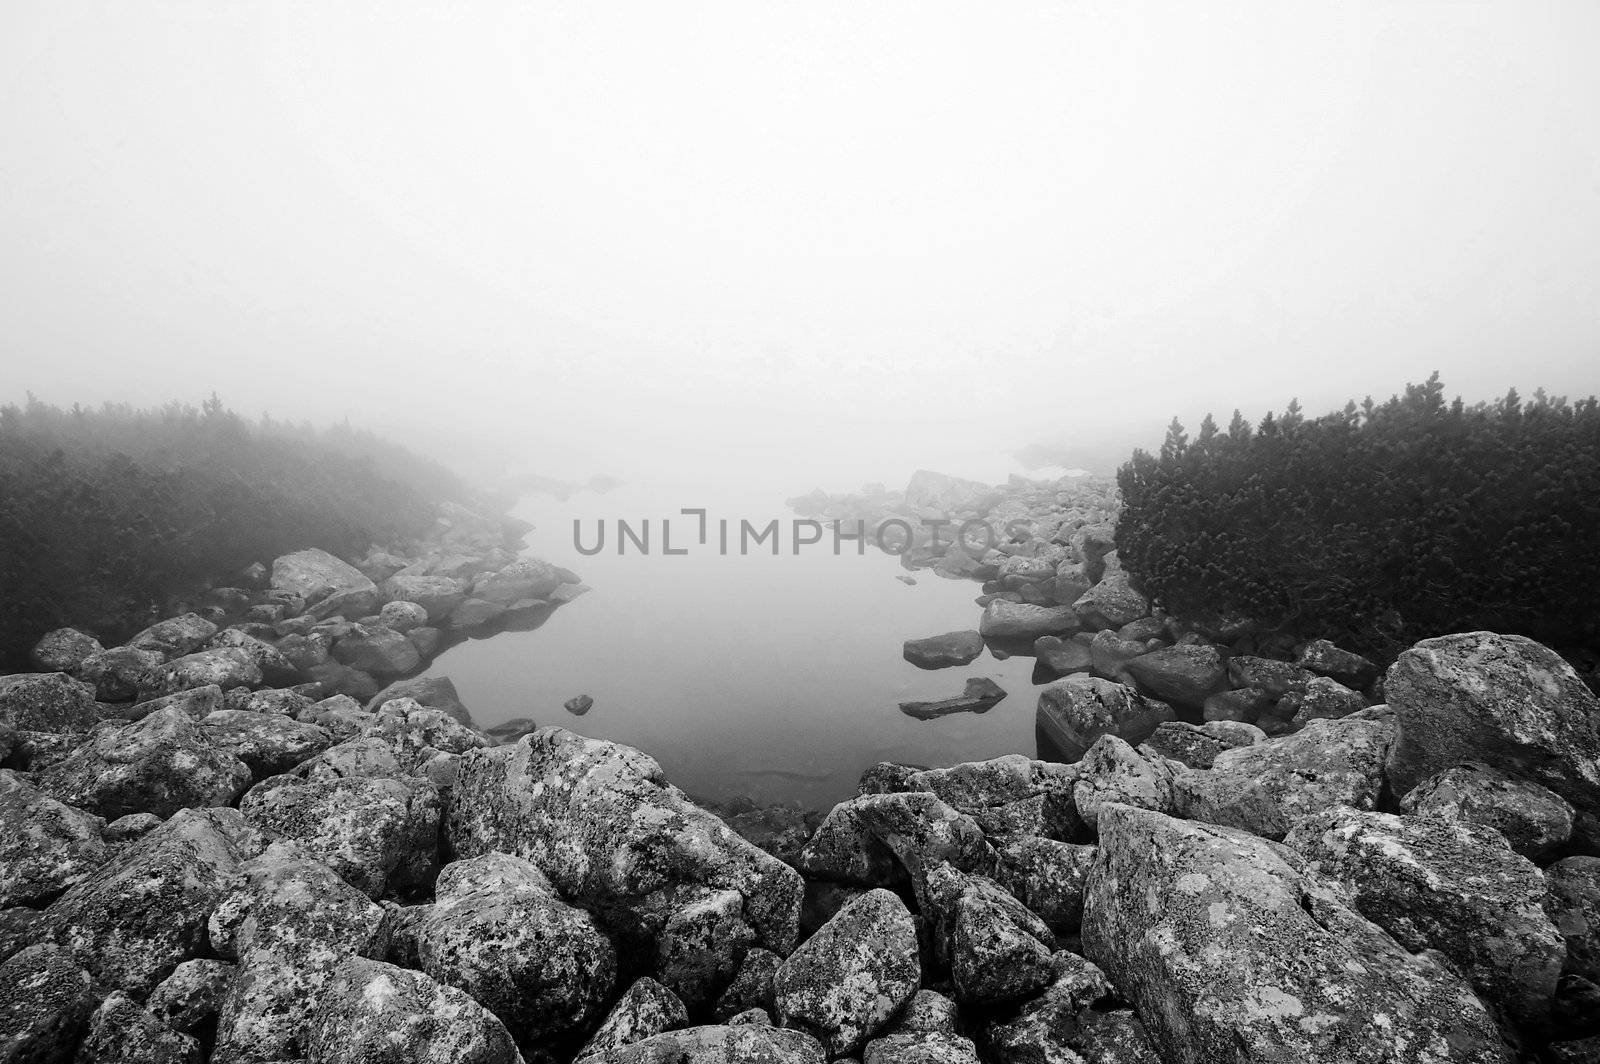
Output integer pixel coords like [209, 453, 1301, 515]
[199, 710, 334, 779]
[415, 852, 616, 1039]
[43, 808, 266, 995]
[1122, 644, 1229, 709]
[332, 628, 422, 678]
[208, 842, 388, 1063]
[1140, 719, 1264, 769]
[380, 573, 469, 623]
[77, 647, 165, 702]
[1296, 638, 1381, 689]
[37, 707, 252, 819]
[271, 548, 381, 617]
[365, 675, 471, 724]
[1071, 735, 1176, 830]
[1400, 761, 1575, 860]
[0, 769, 107, 907]
[0, 672, 99, 732]
[772, 889, 920, 1056]
[75, 990, 200, 1064]
[127, 614, 218, 658]
[30, 628, 103, 674]
[991, 836, 1097, 933]
[904, 470, 1000, 515]
[848, 791, 997, 906]
[1070, 572, 1149, 631]
[986, 952, 1159, 1064]
[239, 774, 441, 897]
[979, 601, 1078, 641]
[923, 865, 1055, 1006]
[446, 728, 802, 995]
[794, 798, 909, 888]
[1082, 804, 1513, 1064]
[599, 1025, 826, 1064]
[150, 647, 262, 697]
[472, 557, 563, 606]
[1285, 807, 1566, 1025]
[1035, 676, 1174, 763]
[304, 957, 522, 1064]
[1384, 632, 1600, 816]
[578, 977, 689, 1061]
[1171, 715, 1392, 840]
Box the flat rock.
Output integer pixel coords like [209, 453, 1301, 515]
[127, 613, 219, 659]
[1122, 644, 1229, 709]
[1035, 676, 1174, 763]
[903, 631, 985, 670]
[899, 677, 1006, 720]
[978, 601, 1078, 641]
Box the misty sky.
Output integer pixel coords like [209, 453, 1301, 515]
[2, 1, 1597, 487]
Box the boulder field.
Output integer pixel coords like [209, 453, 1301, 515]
[3, 622, 1600, 1062]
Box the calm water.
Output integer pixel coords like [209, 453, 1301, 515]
[434, 476, 1049, 809]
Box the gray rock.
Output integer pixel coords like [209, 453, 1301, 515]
[205, 629, 300, 685]
[655, 889, 754, 1008]
[862, 1033, 981, 1063]
[773, 889, 920, 1056]
[472, 557, 563, 606]
[208, 842, 389, 1063]
[1171, 716, 1392, 840]
[416, 852, 615, 1038]
[1296, 639, 1380, 689]
[446, 727, 802, 995]
[147, 959, 234, 1034]
[1070, 573, 1149, 631]
[714, 948, 781, 1021]
[0, 769, 106, 907]
[1033, 634, 1092, 675]
[0, 672, 99, 732]
[380, 573, 469, 623]
[200, 710, 333, 778]
[578, 977, 689, 1061]
[1401, 761, 1575, 860]
[1139, 720, 1263, 769]
[38, 707, 252, 819]
[271, 548, 380, 615]
[979, 601, 1078, 641]
[903, 632, 985, 669]
[1285, 807, 1565, 1025]
[364, 675, 471, 725]
[849, 792, 996, 906]
[599, 1024, 826, 1064]
[332, 628, 421, 678]
[899, 678, 1006, 721]
[1035, 677, 1174, 763]
[0, 943, 97, 1064]
[565, 693, 595, 716]
[1072, 736, 1176, 830]
[304, 957, 522, 1064]
[987, 952, 1160, 1064]
[1280, 676, 1366, 725]
[795, 798, 908, 888]
[378, 600, 429, 633]
[484, 717, 539, 745]
[1201, 686, 1272, 724]
[77, 647, 165, 702]
[991, 836, 1097, 933]
[1087, 630, 1146, 686]
[1083, 804, 1512, 1064]
[131, 684, 226, 721]
[127, 613, 219, 658]
[1122, 644, 1229, 709]
[30, 628, 103, 674]
[1226, 656, 1315, 698]
[151, 647, 263, 697]
[103, 812, 162, 843]
[240, 774, 441, 897]
[76, 990, 200, 1064]
[1385, 632, 1600, 817]
[44, 808, 266, 995]
[1547, 856, 1600, 985]
[925, 865, 1055, 1006]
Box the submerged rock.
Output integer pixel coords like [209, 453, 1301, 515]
[903, 631, 985, 670]
[1082, 804, 1512, 1064]
[1285, 807, 1565, 1025]
[773, 889, 920, 1056]
[899, 677, 1007, 720]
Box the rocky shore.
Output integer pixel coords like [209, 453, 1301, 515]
[3, 484, 1600, 1063]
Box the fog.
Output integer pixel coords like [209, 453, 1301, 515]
[3, 1, 1597, 489]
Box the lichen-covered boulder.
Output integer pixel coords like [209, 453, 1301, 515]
[446, 728, 801, 974]
[1280, 676, 1367, 726]
[1547, 857, 1600, 985]
[1401, 761, 1575, 860]
[380, 573, 470, 623]
[1284, 807, 1565, 1025]
[1072, 735, 1176, 830]
[1070, 572, 1149, 631]
[240, 774, 441, 897]
[1171, 715, 1392, 840]
[472, 557, 564, 606]
[0, 943, 98, 1064]
[924, 865, 1055, 1006]
[1035, 677, 1174, 763]
[1139, 720, 1263, 769]
[127, 613, 218, 659]
[364, 675, 472, 725]
[44, 808, 266, 995]
[37, 707, 252, 820]
[30, 628, 103, 674]
[271, 548, 380, 617]
[332, 628, 422, 679]
[1122, 644, 1229, 710]
[991, 836, 1097, 933]
[987, 952, 1159, 1064]
[578, 977, 689, 1061]
[304, 957, 522, 1064]
[773, 889, 920, 1056]
[0, 672, 99, 732]
[416, 852, 615, 1039]
[200, 710, 334, 778]
[1226, 656, 1316, 698]
[862, 1032, 981, 1063]
[848, 792, 996, 907]
[714, 947, 781, 1021]
[147, 959, 234, 1035]
[600, 1025, 825, 1064]
[655, 888, 755, 1008]
[207, 842, 389, 1063]
[1385, 632, 1600, 817]
[75, 990, 201, 1064]
[1082, 804, 1512, 1064]
[0, 769, 107, 907]
[979, 601, 1078, 641]
[77, 647, 165, 702]
[204, 629, 300, 686]
[794, 799, 908, 888]
[1296, 639, 1381, 689]
[130, 684, 226, 721]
